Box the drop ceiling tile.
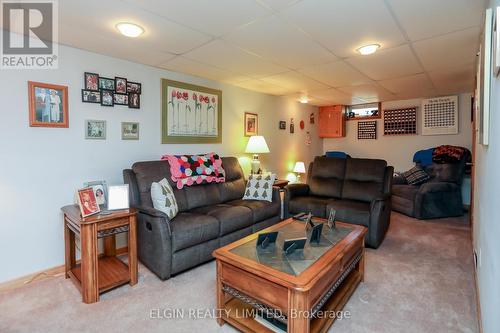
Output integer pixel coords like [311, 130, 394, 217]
[59, 0, 211, 55]
[182, 40, 288, 78]
[378, 74, 435, 98]
[258, 0, 301, 11]
[428, 64, 475, 95]
[233, 79, 292, 96]
[223, 15, 337, 69]
[412, 27, 480, 72]
[346, 45, 423, 80]
[260, 71, 329, 92]
[298, 61, 372, 87]
[124, 0, 271, 37]
[338, 84, 394, 101]
[280, 0, 406, 58]
[59, 24, 176, 66]
[158, 57, 250, 83]
[386, 0, 486, 41]
[308, 88, 361, 105]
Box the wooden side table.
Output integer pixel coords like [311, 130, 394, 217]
[61, 205, 138, 304]
[273, 179, 289, 189]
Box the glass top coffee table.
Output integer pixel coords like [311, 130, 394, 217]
[213, 217, 367, 333]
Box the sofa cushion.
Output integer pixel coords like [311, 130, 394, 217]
[308, 157, 346, 198]
[392, 184, 419, 200]
[151, 178, 179, 219]
[191, 204, 253, 236]
[227, 199, 280, 222]
[170, 212, 220, 252]
[219, 157, 246, 202]
[326, 199, 370, 227]
[342, 158, 386, 203]
[288, 196, 329, 217]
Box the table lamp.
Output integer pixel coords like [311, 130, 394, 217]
[245, 135, 270, 174]
[293, 161, 306, 182]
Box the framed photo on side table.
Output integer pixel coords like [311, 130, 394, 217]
[107, 185, 130, 210]
[244, 112, 258, 136]
[83, 181, 108, 207]
[28, 81, 69, 128]
[77, 188, 100, 217]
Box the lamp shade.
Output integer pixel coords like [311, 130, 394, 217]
[245, 136, 270, 154]
[293, 161, 306, 173]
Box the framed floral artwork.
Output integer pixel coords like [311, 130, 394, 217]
[28, 81, 69, 128]
[244, 112, 258, 136]
[161, 79, 222, 143]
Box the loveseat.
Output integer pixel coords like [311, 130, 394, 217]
[284, 156, 393, 248]
[123, 157, 281, 280]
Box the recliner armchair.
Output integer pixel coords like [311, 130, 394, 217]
[392, 153, 469, 219]
[284, 157, 393, 248]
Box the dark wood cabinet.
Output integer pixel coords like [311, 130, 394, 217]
[319, 105, 346, 138]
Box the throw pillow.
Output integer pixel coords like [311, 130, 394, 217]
[151, 178, 179, 219]
[402, 166, 430, 185]
[242, 173, 276, 202]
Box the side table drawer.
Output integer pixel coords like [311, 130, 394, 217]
[97, 217, 129, 231]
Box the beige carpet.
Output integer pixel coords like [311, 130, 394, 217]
[0, 212, 478, 333]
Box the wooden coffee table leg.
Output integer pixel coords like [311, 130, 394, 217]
[81, 223, 99, 304]
[128, 215, 138, 286]
[216, 261, 225, 326]
[288, 289, 310, 333]
[360, 241, 366, 282]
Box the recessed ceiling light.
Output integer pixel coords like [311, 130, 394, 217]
[357, 44, 380, 56]
[299, 97, 309, 104]
[116, 22, 144, 38]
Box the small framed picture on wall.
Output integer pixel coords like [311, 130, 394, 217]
[84, 72, 99, 91]
[115, 77, 127, 94]
[128, 93, 140, 109]
[100, 89, 114, 107]
[244, 112, 258, 136]
[98, 77, 115, 90]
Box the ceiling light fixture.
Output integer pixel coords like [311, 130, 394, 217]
[116, 22, 144, 38]
[299, 97, 309, 104]
[357, 44, 380, 56]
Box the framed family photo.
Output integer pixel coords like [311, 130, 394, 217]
[77, 187, 100, 217]
[85, 120, 106, 139]
[29, 81, 69, 128]
[121, 122, 139, 140]
[115, 77, 127, 94]
[127, 81, 141, 94]
[244, 112, 258, 136]
[114, 93, 128, 106]
[101, 89, 114, 107]
[98, 77, 115, 90]
[83, 180, 108, 206]
[82, 90, 101, 103]
[129, 93, 140, 109]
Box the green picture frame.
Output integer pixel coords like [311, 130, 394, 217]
[161, 78, 222, 144]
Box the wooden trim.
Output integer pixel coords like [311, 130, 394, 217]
[473, 260, 483, 333]
[0, 246, 128, 293]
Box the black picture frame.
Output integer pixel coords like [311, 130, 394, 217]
[309, 223, 323, 244]
[81, 89, 101, 104]
[256, 232, 278, 249]
[127, 81, 142, 94]
[128, 93, 140, 109]
[283, 237, 307, 255]
[115, 77, 128, 94]
[279, 120, 286, 130]
[84, 72, 99, 91]
[98, 77, 115, 91]
[327, 208, 337, 229]
[114, 93, 129, 106]
[100, 89, 114, 107]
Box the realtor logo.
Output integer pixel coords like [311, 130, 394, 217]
[1, 0, 58, 69]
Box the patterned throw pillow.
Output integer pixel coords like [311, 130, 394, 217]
[151, 178, 179, 219]
[161, 152, 225, 189]
[402, 166, 430, 185]
[242, 173, 276, 202]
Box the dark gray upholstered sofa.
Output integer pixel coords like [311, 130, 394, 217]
[392, 156, 468, 219]
[284, 156, 393, 248]
[123, 157, 281, 280]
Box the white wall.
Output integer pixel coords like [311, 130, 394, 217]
[473, 2, 500, 332]
[323, 94, 473, 171]
[0, 44, 322, 283]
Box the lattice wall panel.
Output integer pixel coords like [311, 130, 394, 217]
[383, 107, 417, 136]
[358, 121, 377, 139]
[421, 96, 458, 135]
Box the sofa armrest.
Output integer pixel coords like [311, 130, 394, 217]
[418, 182, 460, 194]
[272, 186, 281, 203]
[367, 193, 391, 248]
[285, 183, 310, 199]
[135, 205, 170, 219]
[392, 173, 407, 185]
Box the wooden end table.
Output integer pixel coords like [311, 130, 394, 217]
[61, 205, 138, 304]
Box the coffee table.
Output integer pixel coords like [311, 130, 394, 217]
[213, 217, 367, 333]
